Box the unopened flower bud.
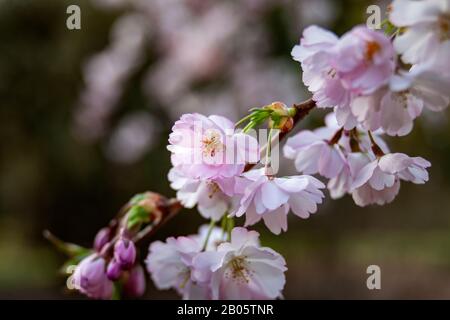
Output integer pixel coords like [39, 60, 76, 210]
[124, 265, 146, 297]
[114, 238, 136, 270]
[269, 116, 294, 132]
[267, 102, 295, 132]
[72, 254, 113, 299]
[267, 101, 289, 117]
[106, 258, 122, 281]
[93, 227, 111, 252]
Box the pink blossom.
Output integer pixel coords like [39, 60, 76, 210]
[192, 227, 287, 300]
[284, 130, 346, 179]
[292, 25, 350, 109]
[292, 25, 395, 110]
[346, 153, 399, 206]
[146, 236, 209, 300]
[72, 254, 113, 300]
[232, 169, 325, 234]
[390, 0, 450, 67]
[377, 153, 431, 184]
[168, 167, 236, 221]
[350, 153, 430, 206]
[334, 105, 359, 130]
[352, 180, 401, 207]
[350, 89, 383, 132]
[327, 162, 353, 199]
[331, 26, 395, 96]
[322, 112, 389, 154]
[389, 65, 450, 112]
[351, 86, 423, 137]
[350, 64, 449, 136]
[168, 113, 259, 180]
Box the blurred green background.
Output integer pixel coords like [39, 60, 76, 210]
[1, 0, 450, 299]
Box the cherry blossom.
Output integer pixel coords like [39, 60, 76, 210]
[390, 0, 450, 67]
[350, 152, 431, 206]
[292, 25, 395, 111]
[351, 65, 450, 136]
[231, 169, 325, 234]
[389, 65, 450, 112]
[291, 25, 349, 109]
[146, 235, 210, 300]
[52, 0, 448, 301]
[168, 167, 236, 221]
[327, 162, 353, 199]
[351, 86, 423, 137]
[331, 26, 395, 96]
[168, 113, 259, 180]
[284, 129, 346, 179]
[192, 227, 287, 300]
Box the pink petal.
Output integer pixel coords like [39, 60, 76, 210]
[261, 181, 290, 210]
[262, 206, 288, 235]
[351, 160, 378, 190]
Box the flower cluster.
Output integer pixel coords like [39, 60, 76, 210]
[146, 226, 286, 300]
[292, 1, 450, 136]
[72, 230, 144, 299]
[52, 0, 449, 301]
[167, 106, 326, 234]
[66, 192, 177, 299]
[285, 0, 449, 207]
[285, 113, 431, 206]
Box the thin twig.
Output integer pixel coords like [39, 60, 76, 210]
[245, 98, 316, 172]
[133, 198, 183, 244]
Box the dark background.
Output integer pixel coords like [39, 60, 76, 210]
[1, 0, 450, 299]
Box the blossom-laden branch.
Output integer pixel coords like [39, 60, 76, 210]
[45, 97, 317, 299]
[48, 0, 449, 300]
[135, 99, 317, 244]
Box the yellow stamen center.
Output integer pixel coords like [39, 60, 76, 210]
[202, 129, 225, 159]
[225, 256, 252, 284]
[365, 41, 381, 61]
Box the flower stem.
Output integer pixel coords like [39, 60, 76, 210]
[368, 130, 385, 157]
[202, 219, 216, 251]
[235, 113, 254, 128]
[265, 128, 274, 175]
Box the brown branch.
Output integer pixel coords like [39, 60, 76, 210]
[133, 198, 183, 243]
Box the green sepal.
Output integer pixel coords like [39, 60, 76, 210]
[127, 205, 151, 230]
[129, 193, 147, 206]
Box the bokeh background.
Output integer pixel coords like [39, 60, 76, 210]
[1, 0, 450, 299]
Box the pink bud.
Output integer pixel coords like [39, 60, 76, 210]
[124, 265, 146, 298]
[93, 227, 111, 252]
[114, 238, 136, 270]
[106, 258, 122, 281]
[72, 254, 113, 299]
